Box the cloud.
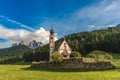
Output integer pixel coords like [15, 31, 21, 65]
[0, 16, 35, 31]
[0, 25, 58, 47]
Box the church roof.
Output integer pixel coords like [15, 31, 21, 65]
[54, 38, 64, 51]
[54, 38, 71, 51]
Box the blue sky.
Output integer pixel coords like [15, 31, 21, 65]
[0, 0, 120, 48]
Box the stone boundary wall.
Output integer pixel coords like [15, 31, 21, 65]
[31, 58, 115, 70]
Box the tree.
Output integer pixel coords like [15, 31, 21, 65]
[51, 51, 63, 62]
[70, 51, 81, 58]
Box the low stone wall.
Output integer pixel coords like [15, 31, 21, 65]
[31, 62, 49, 69]
[31, 58, 115, 70]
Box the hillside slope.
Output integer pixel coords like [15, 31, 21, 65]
[63, 27, 120, 55]
[0, 45, 31, 63]
[0, 45, 31, 56]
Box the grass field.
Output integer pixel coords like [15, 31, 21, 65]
[0, 64, 120, 80]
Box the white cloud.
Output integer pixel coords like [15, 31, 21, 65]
[87, 25, 95, 28]
[0, 25, 58, 48]
[87, 24, 116, 31]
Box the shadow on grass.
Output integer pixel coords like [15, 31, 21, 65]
[21, 67, 120, 73]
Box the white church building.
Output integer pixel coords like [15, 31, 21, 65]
[49, 28, 72, 61]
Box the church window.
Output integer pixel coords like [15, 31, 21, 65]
[64, 43, 67, 49]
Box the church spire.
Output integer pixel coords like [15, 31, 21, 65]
[50, 24, 54, 35]
[51, 24, 53, 30]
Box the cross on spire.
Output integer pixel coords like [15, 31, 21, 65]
[51, 24, 53, 30]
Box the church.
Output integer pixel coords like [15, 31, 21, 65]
[49, 28, 72, 61]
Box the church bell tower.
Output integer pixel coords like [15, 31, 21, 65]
[49, 26, 55, 61]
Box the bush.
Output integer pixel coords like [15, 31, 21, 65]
[87, 50, 113, 61]
[70, 51, 81, 58]
[87, 54, 96, 58]
[51, 51, 63, 62]
[105, 53, 113, 60]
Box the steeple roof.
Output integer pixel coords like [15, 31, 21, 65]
[50, 25, 54, 34]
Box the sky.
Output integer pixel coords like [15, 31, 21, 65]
[0, 0, 120, 48]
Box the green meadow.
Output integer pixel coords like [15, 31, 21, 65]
[0, 63, 120, 80]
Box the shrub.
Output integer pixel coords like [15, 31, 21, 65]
[87, 54, 97, 60]
[70, 51, 81, 58]
[51, 51, 63, 62]
[105, 53, 113, 60]
[87, 50, 113, 61]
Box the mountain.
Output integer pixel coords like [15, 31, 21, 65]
[23, 26, 120, 62]
[28, 40, 43, 49]
[11, 40, 43, 49]
[0, 45, 31, 63]
[116, 24, 120, 27]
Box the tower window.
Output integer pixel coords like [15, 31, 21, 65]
[51, 37, 53, 39]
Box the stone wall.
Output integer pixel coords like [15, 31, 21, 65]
[31, 62, 49, 68]
[31, 58, 115, 70]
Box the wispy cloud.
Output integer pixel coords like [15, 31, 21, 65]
[74, 0, 120, 25]
[0, 16, 35, 31]
[40, 0, 120, 35]
[87, 24, 116, 31]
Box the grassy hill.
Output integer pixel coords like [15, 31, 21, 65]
[86, 50, 120, 60]
[0, 45, 31, 63]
